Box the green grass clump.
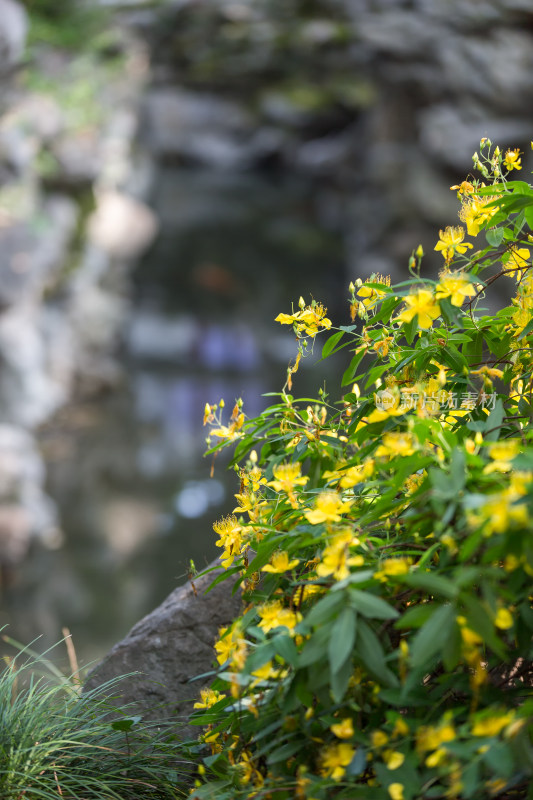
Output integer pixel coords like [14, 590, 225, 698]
[0, 638, 190, 799]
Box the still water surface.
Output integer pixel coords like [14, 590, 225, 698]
[3, 168, 347, 670]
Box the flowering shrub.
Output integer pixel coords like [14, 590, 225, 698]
[191, 141, 533, 800]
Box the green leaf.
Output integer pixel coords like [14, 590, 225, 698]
[485, 227, 504, 247]
[346, 748, 367, 777]
[322, 330, 345, 359]
[518, 315, 533, 340]
[328, 607, 357, 676]
[450, 447, 466, 493]
[461, 595, 507, 658]
[342, 349, 366, 387]
[268, 738, 303, 764]
[395, 602, 437, 630]
[111, 716, 142, 731]
[298, 627, 330, 667]
[372, 295, 401, 325]
[303, 590, 345, 629]
[357, 621, 399, 687]
[410, 604, 455, 667]
[349, 589, 399, 620]
[401, 572, 458, 599]
[330, 650, 354, 703]
[524, 203, 533, 231]
[484, 398, 504, 440]
[403, 314, 418, 344]
[272, 633, 299, 667]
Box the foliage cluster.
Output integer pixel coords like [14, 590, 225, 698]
[192, 141, 533, 800]
[0, 637, 189, 799]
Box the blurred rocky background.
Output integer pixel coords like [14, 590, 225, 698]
[0, 0, 532, 668]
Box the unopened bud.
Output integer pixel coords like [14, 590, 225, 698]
[298, 296, 305, 309]
[349, 281, 355, 293]
[415, 244, 424, 258]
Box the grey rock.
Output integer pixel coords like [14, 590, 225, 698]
[419, 104, 533, 170]
[51, 133, 102, 188]
[141, 88, 256, 167]
[0, 194, 77, 308]
[0, 425, 58, 558]
[83, 562, 242, 730]
[0, 0, 27, 73]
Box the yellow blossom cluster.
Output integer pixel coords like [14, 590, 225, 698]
[316, 530, 364, 581]
[275, 298, 332, 338]
[434, 226, 473, 264]
[213, 514, 249, 569]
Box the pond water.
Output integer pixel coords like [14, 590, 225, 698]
[1, 167, 348, 670]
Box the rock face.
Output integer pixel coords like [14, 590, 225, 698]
[0, 14, 157, 572]
[83, 563, 241, 730]
[140, 0, 533, 279]
[0, 0, 27, 77]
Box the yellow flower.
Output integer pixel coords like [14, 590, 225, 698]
[483, 439, 520, 474]
[268, 462, 309, 506]
[396, 289, 441, 329]
[471, 711, 514, 737]
[383, 750, 405, 770]
[261, 550, 300, 574]
[213, 514, 247, 568]
[319, 743, 355, 781]
[435, 272, 477, 307]
[257, 600, 302, 634]
[467, 480, 529, 535]
[417, 718, 456, 753]
[316, 531, 364, 581]
[388, 783, 405, 800]
[214, 625, 248, 668]
[425, 747, 448, 767]
[250, 660, 287, 685]
[330, 718, 354, 739]
[357, 275, 391, 309]
[450, 180, 475, 195]
[371, 730, 389, 748]
[459, 196, 498, 236]
[374, 557, 412, 581]
[275, 301, 332, 338]
[242, 465, 267, 492]
[494, 608, 513, 630]
[305, 491, 353, 524]
[203, 402, 213, 425]
[392, 717, 409, 738]
[375, 432, 417, 458]
[434, 225, 473, 264]
[193, 688, 226, 709]
[505, 246, 530, 278]
[338, 460, 375, 487]
[504, 148, 522, 171]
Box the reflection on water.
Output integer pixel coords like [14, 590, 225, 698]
[1, 168, 346, 669]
